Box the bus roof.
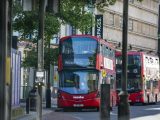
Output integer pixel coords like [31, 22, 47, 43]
[60, 35, 99, 42]
[60, 34, 115, 49]
[116, 51, 143, 56]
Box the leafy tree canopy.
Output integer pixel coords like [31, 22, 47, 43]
[14, 0, 143, 68]
[59, 0, 93, 32]
[22, 47, 59, 69]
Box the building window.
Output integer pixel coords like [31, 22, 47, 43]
[109, 13, 114, 26]
[142, 23, 149, 35]
[153, 27, 158, 37]
[133, 21, 138, 32]
[134, 0, 142, 6]
[104, 12, 114, 26]
[114, 15, 120, 27]
[128, 19, 133, 31]
[142, 0, 150, 8]
[129, 0, 134, 4]
[151, 0, 158, 10]
[119, 16, 123, 29]
[137, 22, 142, 33]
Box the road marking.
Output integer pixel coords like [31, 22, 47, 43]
[72, 116, 83, 120]
[145, 108, 160, 110]
[110, 112, 117, 115]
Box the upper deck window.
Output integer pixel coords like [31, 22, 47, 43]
[116, 54, 141, 66]
[61, 37, 97, 55]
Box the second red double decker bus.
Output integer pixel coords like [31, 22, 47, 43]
[57, 35, 117, 110]
[116, 51, 160, 105]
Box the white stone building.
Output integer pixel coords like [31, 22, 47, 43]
[102, 0, 159, 52]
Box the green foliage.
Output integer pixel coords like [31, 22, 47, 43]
[13, 11, 60, 42]
[44, 47, 59, 70]
[22, 48, 37, 68]
[45, 13, 60, 43]
[22, 47, 59, 68]
[13, 11, 39, 40]
[59, 0, 93, 33]
[12, 0, 23, 18]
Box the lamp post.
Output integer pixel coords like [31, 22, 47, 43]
[36, 0, 45, 120]
[118, 0, 130, 120]
[158, 1, 160, 58]
[0, 0, 12, 120]
[100, 70, 110, 120]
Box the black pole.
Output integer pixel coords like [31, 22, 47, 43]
[7, 0, 13, 119]
[37, 0, 45, 119]
[100, 83, 110, 120]
[45, 0, 53, 108]
[158, 3, 160, 58]
[0, 0, 10, 120]
[118, 0, 130, 120]
[46, 41, 51, 108]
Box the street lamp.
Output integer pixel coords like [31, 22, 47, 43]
[118, 0, 130, 120]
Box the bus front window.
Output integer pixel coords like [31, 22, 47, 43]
[60, 71, 98, 94]
[61, 37, 97, 68]
[128, 79, 141, 90]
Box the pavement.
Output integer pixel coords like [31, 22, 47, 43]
[16, 98, 78, 120]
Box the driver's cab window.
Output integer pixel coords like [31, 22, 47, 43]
[146, 81, 150, 89]
[110, 75, 115, 89]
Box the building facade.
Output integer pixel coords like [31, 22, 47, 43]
[101, 0, 159, 52]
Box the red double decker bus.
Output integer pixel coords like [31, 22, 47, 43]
[57, 35, 117, 110]
[116, 51, 160, 105]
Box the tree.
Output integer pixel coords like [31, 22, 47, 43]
[59, 0, 93, 33]
[14, 0, 143, 68]
[13, 0, 94, 68]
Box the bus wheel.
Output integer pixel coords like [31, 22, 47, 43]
[130, 102, 134, 106]
[142, 102, 147, 106]
[96, 107, 99, 111]
[63, 108, 71, 112]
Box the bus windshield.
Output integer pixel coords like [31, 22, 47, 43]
[61, 37, 97, 54]
[61, 37, 97, 68]
[116, 78, 141, 90]
[116, 55, 141, 66]
[116, 54, 142, 90]
[60, 70, 98, 94]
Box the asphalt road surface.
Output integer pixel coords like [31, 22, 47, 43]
[54, 102, 160, 120]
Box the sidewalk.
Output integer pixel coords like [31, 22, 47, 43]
[16, 98, 78, 120]
[16, 107, 78, 120]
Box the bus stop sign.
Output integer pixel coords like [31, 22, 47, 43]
[102, 69, 106, 78]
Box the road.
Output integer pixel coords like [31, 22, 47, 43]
[54, 102, 160, 120]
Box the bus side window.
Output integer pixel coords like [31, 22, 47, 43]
[146, 81, 150, 89]
[153, 80, 158, 88]
[105, 47, 108, 57]
[102, 44, 105, 56]
[110, 76, 115, 89]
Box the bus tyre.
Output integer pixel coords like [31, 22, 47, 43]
[96, 107, 99, 111]
[63, 108, 70, 112]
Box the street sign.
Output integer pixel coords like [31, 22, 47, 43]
[102, 69, 106, 78]
[95, 15, 103, 39]
[36, 71, 45, 78]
